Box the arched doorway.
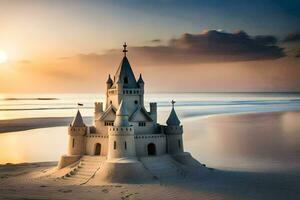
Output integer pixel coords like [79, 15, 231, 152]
[147, 143, 156, 156]
[95, 143, 101, 155]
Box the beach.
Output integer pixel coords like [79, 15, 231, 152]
[0, 109, 300, 200]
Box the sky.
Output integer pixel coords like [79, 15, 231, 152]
[0, 0, 300, 93]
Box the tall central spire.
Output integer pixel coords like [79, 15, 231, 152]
[123, 42, 128, 57]
[112, 43, 138, 88]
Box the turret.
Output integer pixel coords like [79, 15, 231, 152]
[68, 110, 86, 156]
[137, 74, 144, 89]
[165, 100, 184, 155]
[114, 100, 129, 126]
[106, 74, 113, 89]
[94, 102, 103, 119]
[107, 100, 136, 159]
[149, 102, 157, 123]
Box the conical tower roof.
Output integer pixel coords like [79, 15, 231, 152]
[106, 74, 113, 84]
[71, 110, 85, 127]
[113, 57, 137, 88]
[166, 101, 181, 126]
[137, 73, 144, 84]
[114, 100, 130, 127]
[116, 100, 129, 116]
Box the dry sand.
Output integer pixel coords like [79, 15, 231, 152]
[0, 161, 299, 200]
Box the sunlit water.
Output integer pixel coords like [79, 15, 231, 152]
[0, 93, 300, 173]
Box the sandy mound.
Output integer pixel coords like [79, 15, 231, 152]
[90, 158, 155, 184]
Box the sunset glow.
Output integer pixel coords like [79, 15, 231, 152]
[0, 1, 299, 93]
[0, 51, 8, 64]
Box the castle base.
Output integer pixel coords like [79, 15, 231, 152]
[172, 152, 210, 178]
[90, 158, 155, 184]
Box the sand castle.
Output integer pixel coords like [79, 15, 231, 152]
[57, 43, 206, 183]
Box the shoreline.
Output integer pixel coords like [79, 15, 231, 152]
[0, 116, 93, 134]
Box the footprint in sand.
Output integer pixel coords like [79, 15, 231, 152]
[58, 189, 72, 193]
[39, 185, 47, 187]
[102, 189, 109, 193]
[121, 193, 134, 200]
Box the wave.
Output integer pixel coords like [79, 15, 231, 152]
[156, 99, 300, 107]
[2, 98, 58, 101]
[0, 107, 94, 111]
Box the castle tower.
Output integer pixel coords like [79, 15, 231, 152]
[107, 100, 136, 160]
[94, 102, 103, 119]
[68, 110, 86, 156]
[165, 100, 184, 155]
[105, 43, 144, 114]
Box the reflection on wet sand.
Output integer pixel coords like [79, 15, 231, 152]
[184, 111, 300, 172]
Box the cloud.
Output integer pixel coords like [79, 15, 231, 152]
[283, 32, 300, 43]
[254, 35, 278, 45]
[66, 30, 285, 66]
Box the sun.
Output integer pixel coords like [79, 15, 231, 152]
[0, 50, 8, 64]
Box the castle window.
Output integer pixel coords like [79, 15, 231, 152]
[129, 90, 132, 94]
[104, 121, 114, 126]
[134, 100, 138, 104]
[124, 77, 128, 84]
[72, 138, 75, 148]
[125, 142, 127, 150]
[110, 100, 112, 104]
[139, 122, 146, 126]
[178, 140, 181, 149]
[114, 141, 116, 150]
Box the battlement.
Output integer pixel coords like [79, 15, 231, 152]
[68, 126, 87, 135]
[108, 126, 134, 136]
[94, 102, 103, 112]
[107, 88, 143, 95]
[164, 125, 183, 135]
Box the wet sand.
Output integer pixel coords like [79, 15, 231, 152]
[0, 117, 93, 133]
[184, 110, 300, 172]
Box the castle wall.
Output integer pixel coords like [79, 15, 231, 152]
[121, 94, 143, 115]
[130, 122, 156, 135]
[85, 135, 109, 156]
[106, 90, 119, 109]
[94, 120, 109, 135]
[134, 134, 166, 156]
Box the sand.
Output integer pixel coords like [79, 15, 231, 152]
[0, 161, 299, 200]
[1, 111, 300, 200]
[0, 117, 93, 133]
